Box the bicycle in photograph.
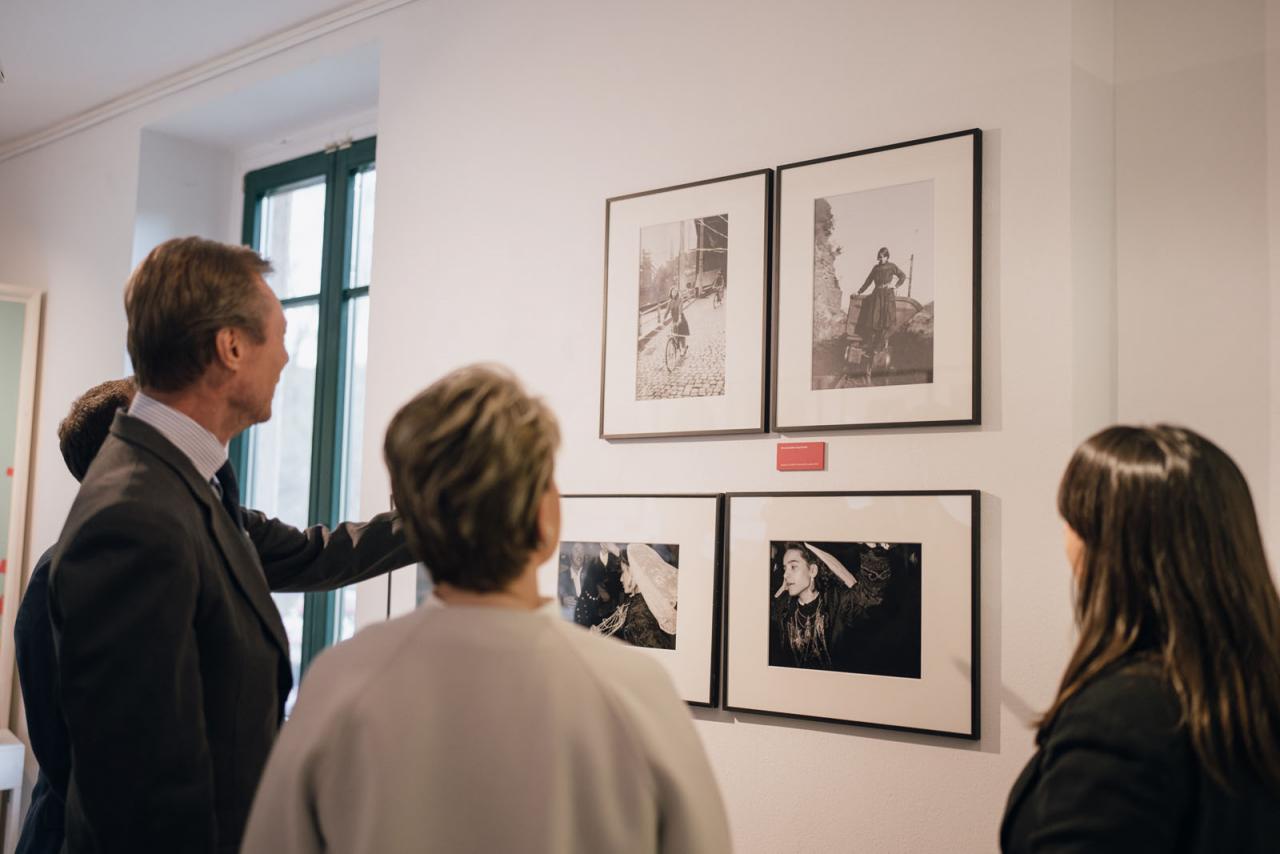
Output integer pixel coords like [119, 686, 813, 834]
[664, 331, 689, 372]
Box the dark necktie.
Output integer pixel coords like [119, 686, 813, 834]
[215, 461, 244, 530]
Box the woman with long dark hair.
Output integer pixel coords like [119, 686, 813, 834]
[1001, 425, 1280, 852]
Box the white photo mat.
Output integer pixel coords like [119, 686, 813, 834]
[601, 171, 770, 438]
[774, 131, 979, 430]
[536, 495, 722, 706]
[724, 492, 978, 737]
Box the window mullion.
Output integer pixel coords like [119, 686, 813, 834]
[325, 149, 354, 526]
[301, 147, 362, 670]
[279, 294, 320, 310]
[308, 157, 341, 533]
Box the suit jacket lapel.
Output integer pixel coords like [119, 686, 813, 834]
[110, 414, 291, 659]
[206, 493, 291, 657]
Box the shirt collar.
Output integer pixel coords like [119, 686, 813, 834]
[129, 391, 228, 482]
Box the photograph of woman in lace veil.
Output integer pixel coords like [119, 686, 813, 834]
[556, 541, 678, 650]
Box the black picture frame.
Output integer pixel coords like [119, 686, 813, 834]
[771, 129, 982, 432]
[720, 490, 980, 739]
[539, 493, 726, 707]
[599, 170, 773, 439]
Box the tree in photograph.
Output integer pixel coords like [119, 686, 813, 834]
[639, 248, 656, 305]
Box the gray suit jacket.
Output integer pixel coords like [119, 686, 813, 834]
[242, 598, 732, 854]
[50, 412, 412, 854]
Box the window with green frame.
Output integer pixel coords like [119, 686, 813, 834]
[232, 137, 376, 707]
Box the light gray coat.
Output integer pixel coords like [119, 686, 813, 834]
[242, 597, 732, 853]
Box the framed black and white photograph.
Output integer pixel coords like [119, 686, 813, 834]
[773, 129, 981, 431]
[723, 491, 979, 738]
[537, 494, 724, 706]
[600, 171, 772, 439]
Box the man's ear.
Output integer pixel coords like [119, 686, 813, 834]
[214, 327, 241, 372]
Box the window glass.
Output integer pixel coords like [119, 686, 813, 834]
[244, 303, 318, 528]
[333, 165, 375, 644]
[339, 294, 369, 523]
[272, 591, 305, 712]
[348, 168, 376, 290]
[259, 178, 326, 300]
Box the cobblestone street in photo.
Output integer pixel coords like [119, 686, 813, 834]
[635, 294, 726, 400]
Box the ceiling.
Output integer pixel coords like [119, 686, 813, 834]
[150, 43, 380, 151]
[0, 0, 359, 148]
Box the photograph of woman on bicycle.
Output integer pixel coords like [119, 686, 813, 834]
[634, 213, 728, 400]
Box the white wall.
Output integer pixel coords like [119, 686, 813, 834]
[0, 1, 1275, 852]
[1116, 0, 1273, 543]
[0, 118, 142, 573]
[1071, 0, 1118, 438]
[132, 130, 235, 268]
[1268, 0, 1280, 566]
[370, 2, 1083, 851]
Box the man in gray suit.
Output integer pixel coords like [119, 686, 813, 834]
[243, 365, 731, 854]
[50, 237, 412, 853]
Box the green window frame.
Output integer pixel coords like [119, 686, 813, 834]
[232, 136, 376, 676]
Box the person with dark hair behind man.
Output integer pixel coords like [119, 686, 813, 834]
[14, 378, 137, 854]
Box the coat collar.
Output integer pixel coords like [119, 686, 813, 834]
[109, 412, 291, 660]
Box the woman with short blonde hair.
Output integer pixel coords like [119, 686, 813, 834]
[244, 364, 731, 854]
[383, 364, 561, 595]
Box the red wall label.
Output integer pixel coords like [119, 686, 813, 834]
[776, 442, 826, 472]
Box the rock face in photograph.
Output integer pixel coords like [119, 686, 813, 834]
[812, 198, 846, 345]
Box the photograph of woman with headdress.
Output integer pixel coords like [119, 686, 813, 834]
[768, 540, 922, 678]
[556, 541, 678, 650]
[594, 543, 678, 650]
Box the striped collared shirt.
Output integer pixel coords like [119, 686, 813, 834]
[129, 391, 228, 484]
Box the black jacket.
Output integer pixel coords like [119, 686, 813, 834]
[49, 413, 412, 853]
[14, 548, 64, 854]
[1001, 660, 1280, 853]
